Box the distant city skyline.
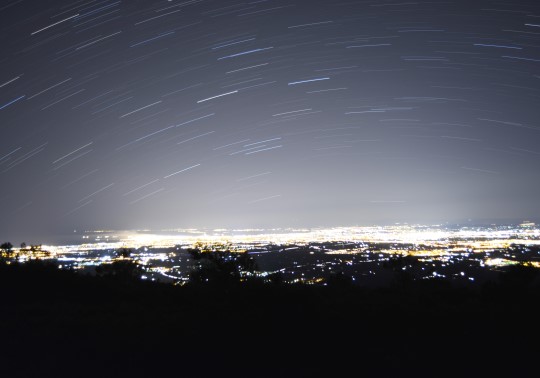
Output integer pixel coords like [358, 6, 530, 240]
[1, 0, 540, 243]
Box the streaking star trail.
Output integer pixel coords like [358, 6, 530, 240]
[1, 0, 540, 243]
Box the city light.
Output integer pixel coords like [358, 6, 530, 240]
[5, 222, 538, 286]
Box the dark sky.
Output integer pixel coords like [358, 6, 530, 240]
[1, 0, 540, 243]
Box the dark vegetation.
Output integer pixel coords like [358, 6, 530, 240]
[1, 244, 539, 377]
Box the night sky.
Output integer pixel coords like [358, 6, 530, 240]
[1, 0, 540, 243]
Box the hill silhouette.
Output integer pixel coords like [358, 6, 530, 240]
[1, 259, 539, 377]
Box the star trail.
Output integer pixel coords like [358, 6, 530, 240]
[1, 0, 540, 243]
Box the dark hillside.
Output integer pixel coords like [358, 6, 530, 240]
[1, 261, 538, 377]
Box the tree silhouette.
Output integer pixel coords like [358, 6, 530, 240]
[499, 262, 540, 288]
[383, 254, 419, 286]
[188, 243, 258, 285]
[325, 272, 354, 287]
[1, 242, 13, 261]
[95, 260, 144, 282]
[116, 248, 132, 259]
[95, 249, 143, 282]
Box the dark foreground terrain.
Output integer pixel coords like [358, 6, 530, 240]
[1, 261, 539, 377]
